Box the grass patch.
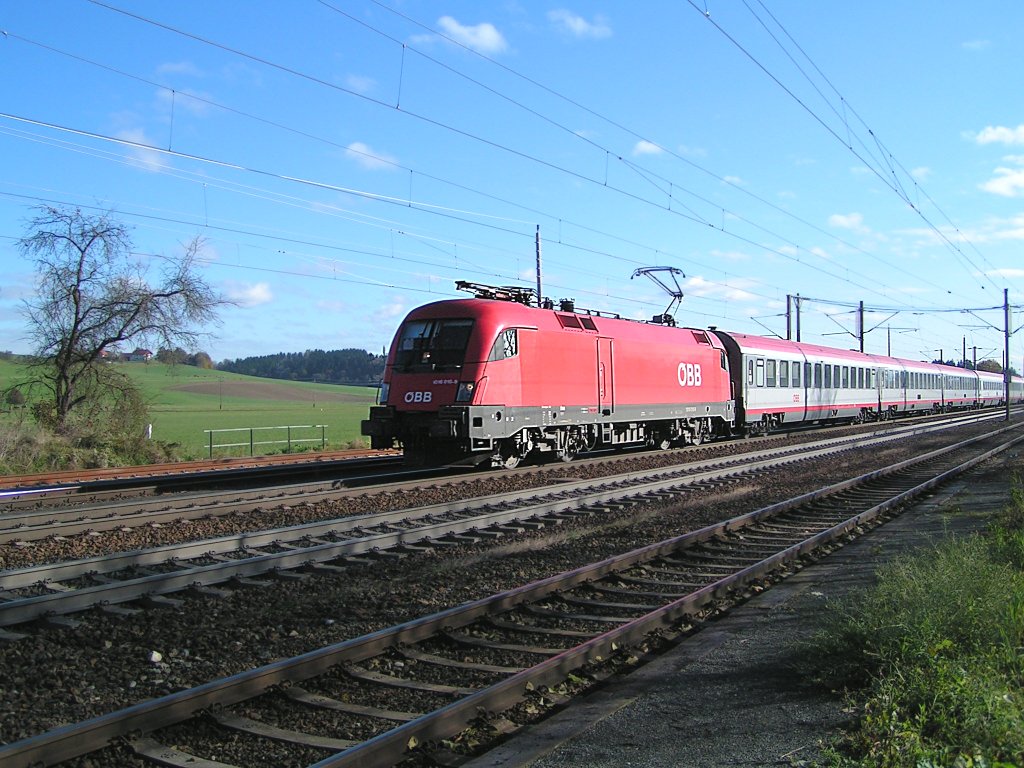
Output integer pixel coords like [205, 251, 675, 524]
[0, 359, 378, 463]
[806, 485, 1024, 766]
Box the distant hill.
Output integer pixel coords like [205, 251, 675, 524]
[218, 348, 386, 385]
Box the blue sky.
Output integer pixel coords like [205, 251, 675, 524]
[2, 1, 1023, 366]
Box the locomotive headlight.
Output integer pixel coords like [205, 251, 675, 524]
[455, 381, 476, 402]
[379, 382, 390, 404]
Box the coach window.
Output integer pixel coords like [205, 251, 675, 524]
[755, 359, 765, 387]
[842, 366, 849, 388]
[766, 359, 777, 387]
[747, 359, 755, 386]
[792, 362, 801, 388]
[824, 364, 832, 389]
[487, 328, 519, 361]
[814, 363, 822, 388]
[779, 360, 789, 387]
[858, 368, 864, 389]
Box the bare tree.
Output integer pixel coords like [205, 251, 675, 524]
[18, 205, 223, 431]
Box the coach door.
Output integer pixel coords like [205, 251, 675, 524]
[597, 337, 614, 415]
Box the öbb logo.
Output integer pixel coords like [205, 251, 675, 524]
[403, 391, 433, 403]
[677, 363, 702, 387]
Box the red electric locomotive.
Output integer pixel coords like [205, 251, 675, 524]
[362, 284, 735, 466]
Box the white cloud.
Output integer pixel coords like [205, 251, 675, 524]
[632, 140, 662, 157]
[980, 158, 1024, 197]
[548, 10, 612, 39]
[315, 299, 348, 313]
[828, 212, 869, 233]
[910, 166, 931, 181]
[684, 275, 757, 302]
[678, 144, 707, 158]
[157, 61, 204, 78]
[974, 125, 1024, 145]
[345, 141, 398, 171]
[962, 39, 991, 51]
[156, 87, 214, 117]
[225, 281, 272, 307]
[986, 268, 1024, 278]
[116, 128, 168, 172]
[436, 16, 508, 54]
[345, 74, 376, 94]
[374, 299, 407, 323]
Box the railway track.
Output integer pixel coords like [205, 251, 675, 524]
[0, 458, 444, 543]
[0, 450, 404, 507]
[0, 410, 1001, 544]
[0, 412, 1008, 632]
[0, 449, 403, 489]
[3, 420, 1021, 767]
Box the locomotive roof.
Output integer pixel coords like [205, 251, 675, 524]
[405, 298, 725, 342]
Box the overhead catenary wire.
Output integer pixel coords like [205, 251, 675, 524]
[0, 3, 1012, 361]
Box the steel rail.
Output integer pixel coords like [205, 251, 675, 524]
[0, 416, 1001, 627]
[1, 424, 1022, 768]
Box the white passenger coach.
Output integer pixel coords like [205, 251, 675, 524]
[712, 332, 1022, 435]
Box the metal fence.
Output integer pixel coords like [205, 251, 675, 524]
[203, 425, 328, 457]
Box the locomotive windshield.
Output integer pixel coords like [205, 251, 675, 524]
[394, 318, 474, 372]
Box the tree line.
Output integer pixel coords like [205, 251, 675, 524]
[218, 348, 385, 384]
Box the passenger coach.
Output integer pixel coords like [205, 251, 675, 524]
[712, 331, 1017, 434]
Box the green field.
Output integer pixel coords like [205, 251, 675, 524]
[0, 358, 379, 459]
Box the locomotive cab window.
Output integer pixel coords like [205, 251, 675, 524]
[395, 318, 474, 373]
[487, 328, 519, 361]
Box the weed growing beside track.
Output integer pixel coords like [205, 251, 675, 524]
[807, 482, 1024, 767]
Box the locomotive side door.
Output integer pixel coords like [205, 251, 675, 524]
[597, 337, 614, 415]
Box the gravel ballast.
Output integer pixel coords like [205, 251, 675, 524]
[0, 419, 1017, 759]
